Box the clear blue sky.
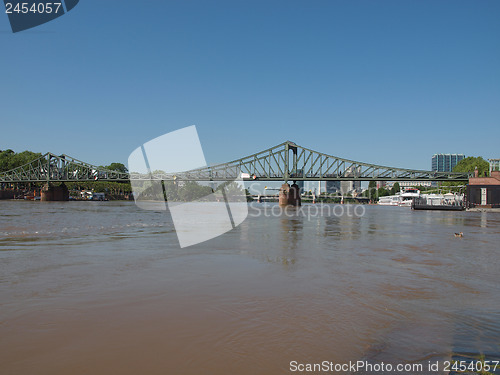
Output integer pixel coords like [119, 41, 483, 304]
[1, 0, 499, 170]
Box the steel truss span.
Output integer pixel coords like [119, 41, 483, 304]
[0, 153, 129, 183]
[0, 142, 470, 183]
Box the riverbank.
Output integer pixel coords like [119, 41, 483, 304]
[467, 207, 500, 213]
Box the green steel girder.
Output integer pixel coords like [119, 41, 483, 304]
[0, 141, 471, 184]
[0, 152, 129, 183]
[161, 141, 470, 182]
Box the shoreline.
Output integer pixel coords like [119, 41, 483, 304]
[467, 207, 500, 213]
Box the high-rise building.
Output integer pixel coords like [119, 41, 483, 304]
[431, 154, 465, 172]
[340, 180, 361, 194]
[490, 159, 500, 173]
[340, 166, 361, 194]
[326, 181, 340, 193]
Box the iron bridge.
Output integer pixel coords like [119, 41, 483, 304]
[0, 141, 470, 183]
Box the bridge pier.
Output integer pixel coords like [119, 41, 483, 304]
[41, 183, 69, 201]
[279, 183, 290, 206]
[279, 182, 301, 206]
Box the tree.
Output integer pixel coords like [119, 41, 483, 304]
[377, 187, 390, 197]
[105, 162, 128, 173]
[0, 149, 41, 172]
[365, 181, 377, 201]
[453, 156, 489, 176]
[221, 181, 245, 197]
[177, 181, 213, 201]
[391, 182, 400, 195]
[244, 188, 253, 202]
[441, 156, 489, 188]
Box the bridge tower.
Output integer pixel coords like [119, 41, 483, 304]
[40, 154, 69, 201]
[279, 142, 301, 206]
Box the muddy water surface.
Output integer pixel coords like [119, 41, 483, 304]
[1, 201, 499, 374]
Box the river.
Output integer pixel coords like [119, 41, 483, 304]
[1, 201, 499, 375]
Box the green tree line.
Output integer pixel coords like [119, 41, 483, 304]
[1, 150, 132, 197]
[441, 156, 489, 188]
[0, 149, 42, 172]
[135, 180, 249, 202]
[66, 162, 131, 197]
[363, 181, 401, 201]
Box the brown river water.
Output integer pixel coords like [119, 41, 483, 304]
[0, 201, 499, 375]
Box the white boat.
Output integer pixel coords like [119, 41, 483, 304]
[399, 188, 420, 207]
[418, 193, 464, 206]
[378, 188, 420, 207]
[379, 188, 464, 208]
[378, 194, 401, 206]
